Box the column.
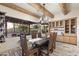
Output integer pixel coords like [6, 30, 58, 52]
[28, 24, 30, 35]
[13, 23, 15, 32]
[5, 21, 7, 37]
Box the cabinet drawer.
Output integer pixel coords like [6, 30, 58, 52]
[63, 36, 69, 43]
[56, 36, 63, 42]
[69, 36, 76, 45]
[60, 36, 64, 42]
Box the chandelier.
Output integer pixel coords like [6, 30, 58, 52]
[40, 3, 49, 24]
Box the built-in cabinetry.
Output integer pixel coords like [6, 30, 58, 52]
[0, 12, 5, 43]
[49, 17, 77, 45]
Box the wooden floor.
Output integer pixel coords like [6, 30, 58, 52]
[0, 42, 79, 56]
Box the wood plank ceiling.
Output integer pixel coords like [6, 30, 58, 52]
[59, 3, 70, 15]
[31, 3, 54, 18]
[0, 3, 40, 18]
[0, 3, 70, 19]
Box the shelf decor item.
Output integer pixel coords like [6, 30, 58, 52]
[0, 12, 5, 43]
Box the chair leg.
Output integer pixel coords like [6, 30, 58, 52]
[52, 46, 53, 52]
[53, 40, 56, 49]
[46, 53, 49, 56]
[36, 50, 39, 56]
[22, 49, 25, 56]
[54, 43, 56, 49]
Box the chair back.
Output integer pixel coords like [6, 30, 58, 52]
[47, 32, 54, 53]
[50, 32, 57, 49]
[38, 32, 42, 38]
[20, 32, 28, 56]
[20, 32, 38, 56]
[39, 32, 57, 56]
[31, 31, 37, 39]
[48, 32, 57, 53]
[52, 32, 57, 49]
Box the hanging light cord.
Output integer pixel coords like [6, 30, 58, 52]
[43, 3, 45, 20]
[40, 3, 45, 23]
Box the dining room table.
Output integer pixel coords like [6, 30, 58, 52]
[28, 37, 49, 55]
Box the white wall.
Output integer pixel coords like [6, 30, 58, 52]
[51, 4, 79, 46]
[0, 5, 39, 22]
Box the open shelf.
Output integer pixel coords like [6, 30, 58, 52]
[71, 19, 76, 33]
[52, 22, 55, 27]
[60, 21, 63, 26]
[56, 21, 59, 27]
[65, 20, 69, 33]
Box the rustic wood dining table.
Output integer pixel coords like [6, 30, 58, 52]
[28, 37, 49, 55]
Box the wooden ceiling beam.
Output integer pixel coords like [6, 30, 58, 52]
[31, 3, 54, 18]
[0, 3, 40, 18]
[59, 3, 70, 15]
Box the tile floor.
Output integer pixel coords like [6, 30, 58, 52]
[0, 37, 20, 53]
[50, 42, 79, 56]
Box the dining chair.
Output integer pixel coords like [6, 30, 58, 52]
[38, 32, 42, 38]
[51, 32, 57, 49]
[50, 32, 57, 49]
[39, 32, 57, 56]
[31, 31, 37, 39]
[20, 32, 38, 56]
[39, 38, 53, 55]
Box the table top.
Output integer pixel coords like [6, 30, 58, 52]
[29, 38, 43, 43]
[28, 38, 48, 46]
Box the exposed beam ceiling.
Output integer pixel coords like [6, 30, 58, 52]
[31, 3, 54, 18]
[0, 3, 40, 18]
[6, 16, 37, 24]
[59, 3, 70, 15]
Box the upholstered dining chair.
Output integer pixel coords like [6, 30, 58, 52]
[38, 32, 42, 38]
[50, 32, 57, 49]
[31, 31, 37, 39]
[39, 36, 53, 55]
[48, 32, 57, 53]
[20, 32, 38, 56]
[40, 32, 57, 56]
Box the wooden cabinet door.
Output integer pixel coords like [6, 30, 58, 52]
[63, 36, 70, 43]
[56, 36, 60, 41]
[60, 36, 64, 42]
[69, 36, 76, 45]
